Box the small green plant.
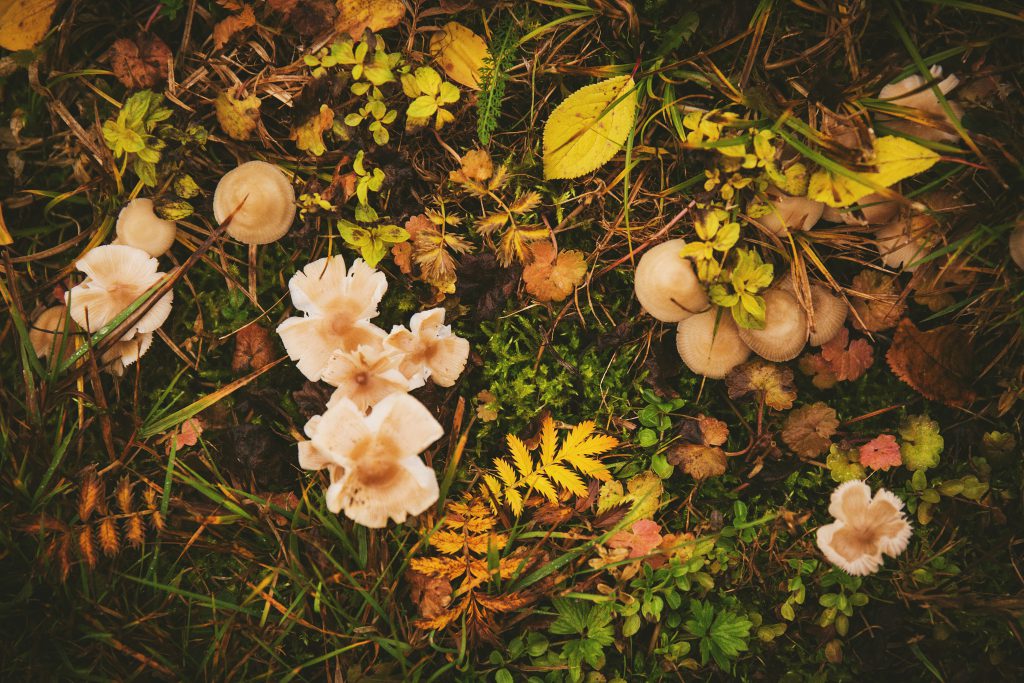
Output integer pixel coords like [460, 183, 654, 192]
[708, 247, 774, 329]
[816, 570, 869, 637]
[337, 219, 408, 267]
[684, 599, 753, 671]
[780, 558, 819, 621]
[549, 598, 615, 682]
[101, 90, 173, 186]
[352, 150, 385, 208]
[403, 66, 461, 130]
[344, 91, 398, 144]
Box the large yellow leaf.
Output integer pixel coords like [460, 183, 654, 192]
[0, 0, 58, 51]
[335, 0, 405, 39]
[543, 75, 637, 180]
[430, 22, 488, 90]
[807, 135, 940, 208]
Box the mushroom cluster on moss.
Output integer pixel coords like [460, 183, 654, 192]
[278, 255, 470, 527]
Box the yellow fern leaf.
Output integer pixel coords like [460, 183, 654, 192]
[569, 433, 619, 458]
[529, 472, 559, 502]
[563, 452, 612, 481]
[430, 530, 467, 554]
[560, 421, 596, 454]
[494, 458, 517, 487]
[505, 487, 524, 517]
[507, 434, 533, 478]
[483, 474, 502, 497]
[543, 463, 587, 496]
[539, 417, 558, 465]
[410, 556, 465, 579]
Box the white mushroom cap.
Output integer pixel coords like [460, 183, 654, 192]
[115, 198, 177, 257]
[385, 308, 470, 387]
[298, 392, 444, 528]
[321, 344, 415, 412]
[1009, 224, 1024, 270]
[736, 288, 808, 361]
[634, 239, 709, 322]
[65, 244, 174, 340]
[876, 214, 935, 272]
[100, 332, 154, 376]
[675, 308, 751, 379]
[816, 480, 912, 576]
[276, 256, 388, 381]
[755, 193, 824, 235]
[878, 65, 964, 142]
[29, 305, 74, 359]
[213, 160, 296, 244]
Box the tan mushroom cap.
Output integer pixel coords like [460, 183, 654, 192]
[777, 274, 849, 346]
[115, 198, 177, 256]
[876, 214, 935, 272]
[878, 65, 964, 143]
[675, 308, 751, 379]
[756, 193, 824, 235]
[737, 288, 808, 361]
[29, 306, 73, 359]
[822, 192, 900, 226]
[1011, 224, 1024, 270]
[634, 239, 709, 322]
[213, 161, 296, 244]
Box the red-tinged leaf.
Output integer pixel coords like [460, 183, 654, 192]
[606, 519, 663, 559]
[820, 328, 874, 382]
[859, 434, 902, 470]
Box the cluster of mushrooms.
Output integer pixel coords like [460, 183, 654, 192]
[277, 256, 469, 528]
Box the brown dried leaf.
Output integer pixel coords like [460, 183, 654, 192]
[78, 526, 97, 569]
[78, 468, 103, 522]
[698, 415, 729, 447]
[726, 360, 797, 411]
[408, 569, 453, 619]
[213, 5, 256, 50]
[107, 34, 172, 89]
[335, 0, 405, 39]
[798, 353, 838, 389]
[98, 517, 119, 557]
[850, 269, 905, 332]
[287, 0, 337, 36]
[781, 402, 839, 458]
[522, 242, 587, 302]
[233, 323, 274, 373]
[668, 443, 727, 480]
[819, 328, 874, 382]
[886, 318, 978, 407]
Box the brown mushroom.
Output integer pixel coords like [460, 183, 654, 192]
[675, 308, 751, 379]
[213, 160, 296, 244]
[736, 288, 808, 361]
[634, 239, 709, 322]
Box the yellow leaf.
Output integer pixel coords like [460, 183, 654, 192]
[0, 204, 11, 245]
[430, 21, 489, 90]
[539, 416, 558, 465]
[212, 5, 256, 51]
[542, 75, 637, 180]
[494, 457, 517, 487]
[0, 0, 58, 51]
[507, 434, 533, 478]
[215, 90, 260, 140]
[807, 135, 940, 208]
[290, 104, 334, 156]
[335, 0, 405, 39]
[544, 463, 586, 496]
[505, 487, 524, 517]
[529, 472, 558, 502]
[562, 452, 611, 481]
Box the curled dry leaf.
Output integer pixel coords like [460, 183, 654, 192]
[213, 5, 257, 50]
[726, 360, 797, 411]
[108, 34, 172, 89]
[849, 270, 905, 332]
[290, 104, 334, 156]
[668, 443, 727, 480]
[886, 318, 978, 407]
[522, 242, 587, 302]
[215, 90, 261, 140]
[335, 0, 405, 39]
[858, 434, 902, 470]
[781, 403, 839, 458]
[232, 323, 274, 373]
[430, 22, 489, 90]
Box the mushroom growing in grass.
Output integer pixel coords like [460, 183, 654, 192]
[385, 308, 470, 387]
[29, 306, 75, 360]
[777, 274, 848, 346]
[877, 65, 964, 142]
[816, 480, 912, 576]
[875, 213, 936, 272]
[114, 198, 177, 256]
[276, 256, 388, 382]
[65, 244, 174, 340]
[675, 308, 751, 379]
[321, 344, 417, 412]
[298, 392, 444, 528]
[736, 288, 808, 361]
[213, 160, 296, 244]
[822, 192, 900, 226]
[754, 192, 824, 235]
[634, 239, 709, 322]
[100, 332, 154, 376]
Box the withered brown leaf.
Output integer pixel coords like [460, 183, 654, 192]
[781, 402, 839, 458]
[522, 242, 587, 302]
[849, 269, 906, 332]
[726, 360, 797, 411]
[107, 34, 172, 89]
[886, 318, 978, 407]
[232, 323, 274, 373]
[668, 443, 727, 480]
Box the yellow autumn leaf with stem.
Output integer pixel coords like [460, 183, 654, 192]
[807, 135, 940, 208]
[542, 75, 638, 180]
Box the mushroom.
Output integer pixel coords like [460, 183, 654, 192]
[276, 256, 388, 382]
[65, 244, 174, 340]
[777, 274, 848, 346]
[297, 392, 444, 528]
[634, 239, 709, 322]
[675, 308, 751, 379]
[100, 332, 154, 376]
[877, 65, 964, 142]
[754, 193, 824, 235]
[213, 160, 296, 244]
[385, 308, 470, 387]
[321, 344, 416, 412]
[875, 213, 936, 272]
[822, 192, 900, 226]
[114, 198, 177, 256]
[736, 288, 808, 361]
[816, 480, 912, 576]
[1009, 223, 1024, 270]
[29, 305, 75, 359]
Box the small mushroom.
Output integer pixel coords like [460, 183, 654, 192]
[213, 160, 296, 244]
[755, 193, 824, 235]
[675, 308, 751, 379]
[65, 244, 174, 340]
[101, 332, 154, 376]
[29, 305, 74, 359]
[321, 344, 415, 411]
[878, 65, 964, 142]
[114, 198, 177, 256]
[777, 274, 849, 346]
[822, 192, 900, 226]
[816, 480, 912, 576]
[736, 288, 808, 361]
[385, 308, 470, 387]
[875, 213, 936, 272]
[297, 392, 444, 528]
[634, 239, 709, 322]
[1009, 223, 1024, 270]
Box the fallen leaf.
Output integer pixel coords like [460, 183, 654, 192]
[595, 471, 663, 524]
[391, 241, 413, 274]
[0, 0, 59, 51]
[668, 443, 727, 480]
[290, 104, 334, 156]
[287, 0, 337, 36]
[232, 323, 274, 373]
[798, 352, 838, 389]
[267, 0, 298, 13]
[213, 5, 256, 50]
[886, 318, 977, 407]
[450, 149, 494, 185]
[408, 569, 453, 619]
[173, 418, 204, 450]
[698, 415, 729, 447]
[215, 89, 261, 140]
[820, 328, 874, 382]
[859, 434, 902, 470]
[726, 360, 797, 411]
[607, 519, 663, 559]
[781, 403, 838, 458]
[475, 390, 498, 422]
[107, 34, 172, 89]
[292, 381, 331, 419]
[849, 270, 905, 332]
[543, 75, 637, 180]
[522, 242, 587, 302]
[335, 0, 405, 39]
[807, 136, 940, 208]
[430, 21, 489, 90]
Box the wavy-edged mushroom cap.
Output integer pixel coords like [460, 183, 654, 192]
[115, 198, 177, 256]
[756, 193, 824, 235]
[737, 288, 808, 361]
[877, 65, 964, 143]
[675, 308, 751, 379]
[1009, 224, 1024, 270]
[29, 306, 73, 359]
[213, 161, 296, 244]
[634, 239, 709, 322]
[101, 332, 154, 376]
